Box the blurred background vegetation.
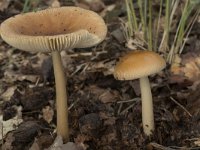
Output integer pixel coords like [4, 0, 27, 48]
[125, 0, 200, 63]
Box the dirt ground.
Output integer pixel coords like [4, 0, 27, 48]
[0, 0, 200, 149]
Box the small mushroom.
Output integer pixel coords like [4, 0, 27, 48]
[0, 7, 107, 142]
[114, 51, 166, 136]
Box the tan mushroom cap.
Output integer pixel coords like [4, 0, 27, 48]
[114, 51, 166, 80]
[0, 7, 107, 52]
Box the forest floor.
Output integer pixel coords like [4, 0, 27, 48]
[0, 0, 200, 149]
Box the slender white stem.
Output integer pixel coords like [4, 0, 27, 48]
[52, 51, 69, 142]
[139, 76, 154, 135]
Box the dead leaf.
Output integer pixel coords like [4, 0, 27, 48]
[3, 121, 41, 149]
[1, 132, 15, 150]
[79, 113, 102, 137]
[99, 112, 116, 125]
[0, 106, 23, 140]
[35, 134, 54, 149]
[4, 70, 39, 83]
[62, 142, 82, 150]
[84, 59, 115, 75]
[88, 85, 119, 103]
[88, 0, 105, 12]
[100, 4, 116, 17]
[103, 131, 117, 143]
[50, 0, 60, 8]
[99, 90, 119, 103]
[0, 0, 11, 11]
[170, 52, 200, 82]
[46, 135, 84, 150]
[170, 54, 183, 75]
[42, 106, 54, 124]
[126, 32, 145, 50]
[194, 138, 200, 146]
[29, 138, 40, 150]
[183, 60, 200, 81]
[101, 126, 117, 144]
[186, 84, 200, 116]
[126, 38, 137, 50]
[1, 86, 17, 101]
[74, 134, 89, 150]
[170, 63, 182, 75]
[75, 2, 90, 10]
[111, 28, 125, 43]
[76, 0, 105, 12]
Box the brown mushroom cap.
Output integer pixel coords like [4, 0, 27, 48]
[114, 51, 166, 80]
[0, 7, 107, 52]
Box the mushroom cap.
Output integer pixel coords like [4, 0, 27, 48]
[114, 51, 166, 80]
[0, 7, 107, 52]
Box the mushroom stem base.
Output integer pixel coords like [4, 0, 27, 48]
[52, 51, 69, 142]
[139, 76, 154, 136]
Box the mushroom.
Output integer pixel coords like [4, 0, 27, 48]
[0, 7, 107, 142]
[114, 51, 166, 136]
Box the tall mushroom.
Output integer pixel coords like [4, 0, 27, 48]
[0, 7, 107, 142]
[114, 51, 166, 136]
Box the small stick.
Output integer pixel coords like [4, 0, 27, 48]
[117, 103, 123, 115]
[68, 51, 107, 58]
[170, 96, 192, 117]
[149, 142, 175, 150]
[68, 98, 80, 111]
[120, 103, 136, 115]
[117, 98, 141, 103]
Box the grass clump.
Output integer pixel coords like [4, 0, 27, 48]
[23, 0, 41, 12]
[125, 0, 200, 63]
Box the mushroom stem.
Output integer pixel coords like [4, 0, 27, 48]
[52, 50, 69, 142]
[139, 76, 154, 136]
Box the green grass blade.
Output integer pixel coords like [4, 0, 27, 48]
[23, 0, 31, 12]
[148, 0, 152, 50]
[154, 0, 163, 51]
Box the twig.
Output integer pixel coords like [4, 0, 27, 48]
[117, 98, 141, 103]
[68, 98, 80, 111]
[117, 103, 123, 115]
[120, 103, 136, 115]
[149, 142, 175, 150]
[70, 62, 87, 76]
[35, 77, 40, 86]
[169, 146, 200, 150]
[68, 51, 107, 58]
[170, 96, 192, 117]
[117, 98, 140, 114]
[150, 142, 200, 150]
